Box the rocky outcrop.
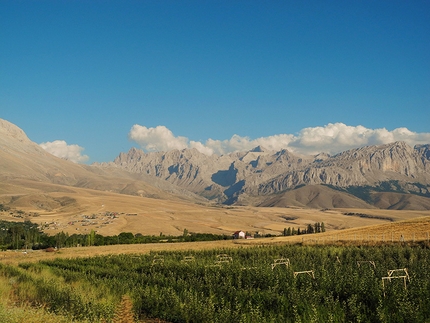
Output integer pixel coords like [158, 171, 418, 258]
[109, 141, 430, 207]
[252, 142, 430, 196]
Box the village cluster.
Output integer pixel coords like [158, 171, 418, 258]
[39, 211, 121, 231]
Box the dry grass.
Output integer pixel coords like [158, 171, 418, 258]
[113, 295, 136, 323]
[1, 216, 429, 266]
[2, 183, 430, 238]
[239, 215, 430, 246]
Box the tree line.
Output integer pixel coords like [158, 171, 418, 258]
[0, 219, 326, 250]
[283, 222, 325, 236]
[0, 220, 232, 250]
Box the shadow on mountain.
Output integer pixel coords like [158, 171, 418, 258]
[211, 164, 237, 187]
[224, 180, 245, 197]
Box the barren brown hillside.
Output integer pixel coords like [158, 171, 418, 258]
[1, 180, 430, 237]
[0, 118, 206, 203]
[372, 192, 430, 210]
[257, 185, 374, 208]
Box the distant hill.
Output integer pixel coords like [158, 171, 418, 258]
[256, 185, 374, 209]
[0, 118, 205, 203]
[371, 192, 430, 210]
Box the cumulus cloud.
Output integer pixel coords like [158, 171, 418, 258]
[128, 123, 430, 156]
[39, 140, 89, 163]
[128, 125, 188, 152]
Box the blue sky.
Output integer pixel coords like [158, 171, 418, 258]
[1, 1, 429, 163]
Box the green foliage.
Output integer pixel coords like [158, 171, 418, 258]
[2, 244, 429, 322]
[283, 222, 324, 237]
[0, 220, 45, 250]
[0, 220, 232, 250]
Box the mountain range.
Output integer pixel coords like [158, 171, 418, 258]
[102, 139, 430, 210]
[2, 118, 430, 211]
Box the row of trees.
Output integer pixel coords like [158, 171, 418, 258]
[283, 222, 325, 236]
[0, 220, 43, 250]
[0, 219, 326, 250]
[53, 231, 233, 248]
[0, 220, 232, 250]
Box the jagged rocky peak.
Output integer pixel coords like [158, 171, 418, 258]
[415, 144, 430, 160]
[104, 138, 430, 206]
[239, 146, 273, 163]
[250, 145, 267, 153]
[390, 141, 411, 149]
[369, 141, 417, 163]
[381, 141, 417, 155]
[332, 141, 413, 160]
[273, 148, 310, 163]
[128, 147, 144, 157]
[172, 147, 206, 159]
[274, 148, 292, 159]
[115, 147, 143, 163]
[314, 152, 330, 162]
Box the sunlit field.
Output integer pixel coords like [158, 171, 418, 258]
[1, 241, 429, 322]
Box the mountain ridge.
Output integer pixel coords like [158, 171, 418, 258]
[106, 140, 430, 209]
[0, 118, 206, 203]
[1, 118, 430, 210]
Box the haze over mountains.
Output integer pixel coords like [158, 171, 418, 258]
[2, 118, 430, 211]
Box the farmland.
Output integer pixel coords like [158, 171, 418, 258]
[0, 217, 429, 322]
[1, 241, 430, 322]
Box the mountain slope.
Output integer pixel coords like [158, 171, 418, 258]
[250, 142, 430, 195]
[371, 192, 430, 210]
[257, 185, 374, 209]
[0, 118, 205, 203]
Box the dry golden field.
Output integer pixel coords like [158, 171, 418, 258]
[240, 215, 430, 245]
[2, 182, 430, 238]
[1, 215, 429, 266]
[2, 179, 430, 269]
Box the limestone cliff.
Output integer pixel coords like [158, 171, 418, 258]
[110, 141, 430, 207]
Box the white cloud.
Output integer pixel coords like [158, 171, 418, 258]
[128, 123, 430, 156]
[39, 140, 89, 163]
[189, 140, 214, 155]
[128, 125, 188, 152]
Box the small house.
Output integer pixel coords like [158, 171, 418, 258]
[233, 230, 245, 239]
